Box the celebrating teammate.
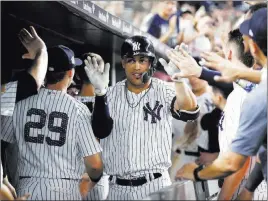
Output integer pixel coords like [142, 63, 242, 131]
[176, 7, 267, 187]
[84, 35, 199, 200]
[1, 26, 48, 116]
[1, 45, 103, 200]
[1, 26, 47, 201]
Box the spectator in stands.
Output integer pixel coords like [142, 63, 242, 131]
[147, 1, 180, 48]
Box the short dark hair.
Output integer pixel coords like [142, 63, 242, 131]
[45, 71, 66, 85]
[248, 3, 267, 14]
[227, 29, 254, 67]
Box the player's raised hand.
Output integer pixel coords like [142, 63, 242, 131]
[166, 46, 202, 80]
[159, 45, 179, 76]
[176, 162, 198, 181]
[76, 53, 105, 84]
[84, 55, 110, 96]
[159, 44, 189, 77]
[18, 26, 46, 60]
[200, 52, 248, 83]
[199, 51, 227, 70]
[87, 53, 105, 73]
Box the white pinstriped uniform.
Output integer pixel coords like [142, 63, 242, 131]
[218, 83, 267, 200]
[100, 78, 186, 200]
[1, 88, 102, 200]
[170, 91, 214, 182]
[75, 96, 109, 201]
[1, 81, 17, 116]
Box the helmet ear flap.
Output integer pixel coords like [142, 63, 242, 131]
[150, 56, 157, 71]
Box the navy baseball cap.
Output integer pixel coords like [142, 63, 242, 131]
[239, 8, 267, 53]
[47, 45, 82, 72]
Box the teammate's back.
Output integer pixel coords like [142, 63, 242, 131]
[1, 45, 103, 200]
[13, 88, 95, 179]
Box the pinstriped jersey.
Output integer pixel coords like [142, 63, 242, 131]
[101, 78, 176, 178]
[1, 81, 17, 116]
[1, 88, 102, 179]
[195, 92, 215, 150]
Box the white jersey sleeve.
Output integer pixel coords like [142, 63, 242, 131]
[75, 96, 95, 103]
[1, 115, 15, 143]
[165, 83, 176, 107]
[1, 81, 17, 116]
[219, 85, 247, 155]
[76, 104, 102, 157]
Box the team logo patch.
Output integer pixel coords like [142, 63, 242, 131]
[143, 101, 163, 124]
[71, 56, 75, 64]
[132, 42, 141, 51]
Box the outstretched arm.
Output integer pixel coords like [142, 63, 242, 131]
[18, 26, 47, 90]
[84, 54, 113, 139]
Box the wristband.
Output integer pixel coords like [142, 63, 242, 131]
[194, 165, 204, 181]
[171, 76, 187, 83]
[95, 87, 107, 96]
[89, 172, 103, 183]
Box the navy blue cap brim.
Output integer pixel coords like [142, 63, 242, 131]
[239, 19, 250, 37]
[74, 58, 83, 67]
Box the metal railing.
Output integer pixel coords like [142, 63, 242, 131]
[143, 180, 219, 200]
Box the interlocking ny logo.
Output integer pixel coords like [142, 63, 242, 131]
[143, 101, 163, 124]
[132, 42, 141, 51]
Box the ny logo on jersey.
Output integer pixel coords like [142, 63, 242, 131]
[132, 42, 141, 51]
[143, 101, 163, 124]
[205, 99, 214, 112]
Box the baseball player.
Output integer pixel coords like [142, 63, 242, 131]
[1, 26, 47, 200]
[1, 45, 103, 200]
[84, 35, 200, 200]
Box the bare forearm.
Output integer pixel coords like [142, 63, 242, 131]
[198, 154, 247, 180]
[218, 157, 250, 200]
[0, 184, 13, 200]
[174, 81, 197, 111]
[80, 83, 95, 96]
[182, 32, 200, 44]
[238, 68, 262, 84]
[159, 30, 173, 43]
[84, 155, 103, 181]
[199, 160, 235, 180]
[27, 49, 48, 89]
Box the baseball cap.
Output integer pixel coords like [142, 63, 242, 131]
[239, 8, 267, 49]
[47, 45, 82, 72]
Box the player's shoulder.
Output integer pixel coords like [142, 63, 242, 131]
[109, 79, 126, 89]
[4, 81, 18, 91]
[106, 79, 126, 96]
[70, 95, 90, 111]
[151, 78, 173, 91]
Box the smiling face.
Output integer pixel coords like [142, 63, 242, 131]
[122, 55, 152, 87]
